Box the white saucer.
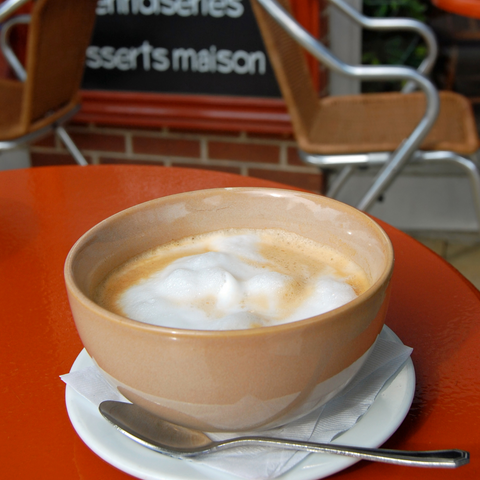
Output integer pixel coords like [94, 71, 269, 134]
[65, 326, 415, 480]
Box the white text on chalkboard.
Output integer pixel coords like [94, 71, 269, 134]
[86, 42, 267, 75]
[96, 0, 245, 18]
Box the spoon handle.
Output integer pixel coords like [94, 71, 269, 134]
[218, 437, 469, 468]
[99, 401, 469, 468]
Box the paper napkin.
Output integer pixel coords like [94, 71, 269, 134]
[61, 326, 412, 480]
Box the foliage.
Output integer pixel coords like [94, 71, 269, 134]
[362, 0, 430, 92]
[363, 0, 427, 20]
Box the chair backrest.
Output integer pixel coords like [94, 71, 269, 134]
[20, 0, 97, 131]
[250, 0, 320, 140]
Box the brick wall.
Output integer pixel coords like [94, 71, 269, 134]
[31, 124, 325, 194]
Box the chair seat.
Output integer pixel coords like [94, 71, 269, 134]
[0, 78, 25, 140]
[302, 90, 479, 156]
[0, 77, 81, 143]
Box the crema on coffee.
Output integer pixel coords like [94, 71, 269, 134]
[95, 228, 370, 330]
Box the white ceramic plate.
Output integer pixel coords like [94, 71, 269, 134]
[65, 326, 415, 480]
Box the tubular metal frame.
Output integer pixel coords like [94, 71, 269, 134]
[328, 0, 438, 92]
[300, 150, 480, 227]
[255, 0, 480, 228]
[0, 0, 88, 166]
[0, 0, 30, 22]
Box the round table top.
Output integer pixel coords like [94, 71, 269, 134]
[432, 0, 480, 19]
[2, 165, 479, 480]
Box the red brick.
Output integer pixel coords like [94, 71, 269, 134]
[208, 141, 280, 163]
[171, 162, 242, 175]
[133, 136, 200, 158]
[68, 131, 125, 152]
[248, 168, 324, 194]
[246, 131, 294, 141]
[32, 133, 56, 148]
[30, 152, 90, 167]
[287, 147, 305, 166]
[99, 157, 165, 166]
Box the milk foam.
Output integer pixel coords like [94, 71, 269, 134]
[97, 229, 369, 330]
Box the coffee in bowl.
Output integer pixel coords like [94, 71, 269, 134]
[95, 228, 370, 330]
[65, 188, 394, 432]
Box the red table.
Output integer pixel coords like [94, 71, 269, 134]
[432, 0, 480, 19]
[2, 165, 479, 479]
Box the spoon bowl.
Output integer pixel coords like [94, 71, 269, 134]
[99, 401, 469, 468]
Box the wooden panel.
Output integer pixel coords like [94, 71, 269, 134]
[78, 90, 293, 133]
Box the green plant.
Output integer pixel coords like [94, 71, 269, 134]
[362, 0, 430, 92]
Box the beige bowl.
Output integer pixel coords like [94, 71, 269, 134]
[64, 188, 394, 432]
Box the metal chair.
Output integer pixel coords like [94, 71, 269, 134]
[0, 0, 98, 166]
[250, 0, 480, 228]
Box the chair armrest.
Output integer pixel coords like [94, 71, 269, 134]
[254, 0, 440, 209]
[0, 0, 31, 23]
[0, 0, 32, 82]
[256, 0, 437, 92]
[328, 0, 437, 91]
[1, 14, 30, 81]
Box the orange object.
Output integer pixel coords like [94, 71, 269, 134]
[1, 164, 480, 479]
[433, 0, 480, 19]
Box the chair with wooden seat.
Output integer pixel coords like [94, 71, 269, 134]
[250, 0, 480, 228]
[0, 0, 98, 166]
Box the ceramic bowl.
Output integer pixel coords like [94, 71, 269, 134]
[64, 188, 394, 432]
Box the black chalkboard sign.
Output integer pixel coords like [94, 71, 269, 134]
[82, 0, 281, 98]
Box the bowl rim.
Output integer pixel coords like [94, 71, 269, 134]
[64, 187, 394, 338]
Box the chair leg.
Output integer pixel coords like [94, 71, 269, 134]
[55, 126, 88, 166]
[327, 166, 356, 198]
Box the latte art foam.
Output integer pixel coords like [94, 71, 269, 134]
[96, 229, 370, 330]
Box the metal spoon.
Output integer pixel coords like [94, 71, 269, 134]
[99, 400, 469, 468]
